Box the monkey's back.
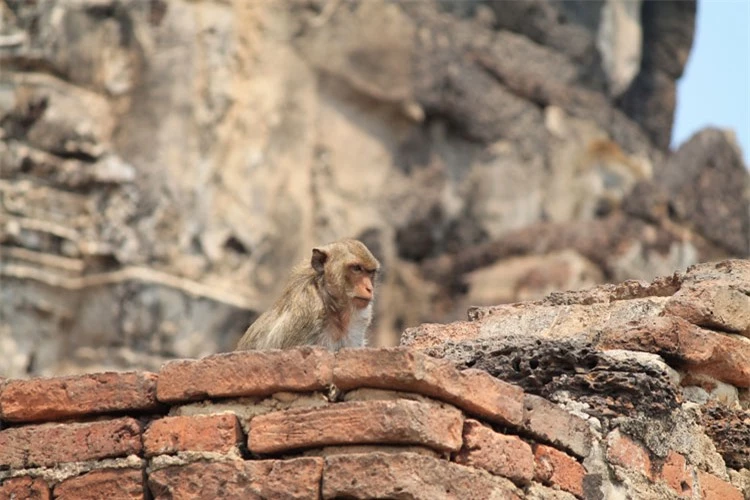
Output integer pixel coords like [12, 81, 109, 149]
[236, 264, 327, 350]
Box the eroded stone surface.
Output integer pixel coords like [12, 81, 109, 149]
[404, 260, 750, 422]
[398, 259, 750, 499]
[700, 404, 750, 470]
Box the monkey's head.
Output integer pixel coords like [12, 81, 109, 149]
[311, 239, 380, 310]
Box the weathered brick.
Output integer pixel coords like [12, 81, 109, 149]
[148, 458, 323, 499]
[697, 471, 743, 500]
[334, 348, 524, 427]
[0, 372, 160, 423]
[157, 348, 333, 403]
[144, 414, 242, 457]
[522, 394, 592, 458]
[599, 315, 750, 387]
[54, 469, 144, 500]
[666, 284, 750, 338]
[605, 429, 652, 479]
[0, 417, 141, 469]
[534, 445, 585, 498]
[657, 451, 693, 497]
[0, 476, 50, 500]
[455, 420, 534, 485]
[249, 399, 463, 454]
[322, 452, 522, 499]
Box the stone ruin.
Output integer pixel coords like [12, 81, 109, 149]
[1, 259, 748, 499]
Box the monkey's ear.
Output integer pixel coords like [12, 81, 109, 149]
[311, 248, 328, 273]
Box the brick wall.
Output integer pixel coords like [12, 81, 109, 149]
[0, 348, 744, 499]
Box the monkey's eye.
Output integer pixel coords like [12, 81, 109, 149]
[351, 264, 364, 273]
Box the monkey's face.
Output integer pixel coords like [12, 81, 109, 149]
[312, 239, 380, 310]
[348, 263, 376, 309]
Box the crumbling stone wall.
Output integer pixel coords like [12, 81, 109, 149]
[1, 345, 747, 499]
[405, 259, 750, 498]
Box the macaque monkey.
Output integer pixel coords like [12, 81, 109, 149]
[236, 239, 380, 351]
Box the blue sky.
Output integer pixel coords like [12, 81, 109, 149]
[672, 0, 750, 166]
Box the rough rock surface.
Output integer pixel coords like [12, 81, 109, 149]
[404, 258, 750, 498]
[2, 274, 749, 499]
[1, 0, 747, 377]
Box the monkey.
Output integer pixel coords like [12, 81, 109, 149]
[236, 238, 380, 351]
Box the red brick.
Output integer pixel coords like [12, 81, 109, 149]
[157, 348, 333, 402]
[533, 444, 585, 498]
[665, 284, 750, 337]
[148, 458, 323, 499]
[249, 399, 463, 454]
[605, 429, 652, 479]
[322, 452, 522, 499]
[657, 451, 693, 497]
[697, 471, 743, 500]
[54, 469, 144, 500]
[0, 476, 50, 500]
[0, 372, 160, 423]
[144, 414, 242, 457]
[333, 348, 524, 427]
[599, 315, 750, 388]
[455, 420, 534, 485]
[523, 394, 592, 458]
[0, 417, 142, 468]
